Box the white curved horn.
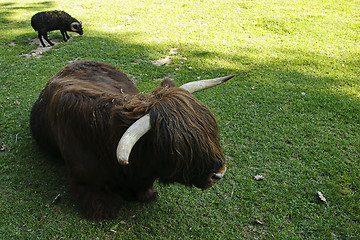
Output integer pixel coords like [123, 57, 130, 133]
[116, 114, 151, 165]
[70, 22, 80, 31]
[180, 74, 235, 93]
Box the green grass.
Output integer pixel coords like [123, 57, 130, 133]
[1, 0, 359, 238]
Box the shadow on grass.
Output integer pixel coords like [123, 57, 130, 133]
[4, 30, 360, 203]
[0, 1, 54, 23]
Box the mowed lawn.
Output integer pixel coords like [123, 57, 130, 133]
[0, 0, 359, 239]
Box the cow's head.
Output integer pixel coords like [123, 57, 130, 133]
[117, 75, 235, 189]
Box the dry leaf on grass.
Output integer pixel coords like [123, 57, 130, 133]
[119, 220, 128, 226]
[110, 220, 129, 233]
[317, 191, 327, 203]
[52, 193, 61, 204]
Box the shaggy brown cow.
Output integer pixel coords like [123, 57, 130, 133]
[30, 60, 234, 219]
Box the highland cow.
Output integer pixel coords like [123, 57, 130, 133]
[31, 11, 83, 47]
[30, 60, 234, 219]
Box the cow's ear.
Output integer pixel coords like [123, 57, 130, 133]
[161, 77, 177, 88]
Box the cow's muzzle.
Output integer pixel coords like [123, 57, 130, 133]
[203, 165, 227, 189]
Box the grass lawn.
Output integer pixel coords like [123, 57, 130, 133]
[1, 0, 359, 238]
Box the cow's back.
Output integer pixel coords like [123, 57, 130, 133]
[30, 60, 139, 154]
[50, 61, 139, 95]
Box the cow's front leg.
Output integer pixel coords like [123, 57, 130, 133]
[123, 165, 157, 202]
[136, 187, 157, 202]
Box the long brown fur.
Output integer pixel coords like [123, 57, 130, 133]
[30, 60, 226, 219]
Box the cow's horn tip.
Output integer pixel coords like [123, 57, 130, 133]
[220, 74, 235, 83]
[227, 74, 236, 79]
[118, 158, 129, 165]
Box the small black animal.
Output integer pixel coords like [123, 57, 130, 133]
[31, 11, 83, 47]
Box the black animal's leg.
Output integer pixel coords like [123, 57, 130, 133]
[60, 30, 68, 42]
[41, 31, 54, 46]
[38, 32, 46, 47]
[65, 31, 70, 40]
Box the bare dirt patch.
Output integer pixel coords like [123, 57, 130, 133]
[19, 37, 70, 58]
[151, 48, 179, 66]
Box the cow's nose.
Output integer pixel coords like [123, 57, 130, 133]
[211, 165, 226, 181]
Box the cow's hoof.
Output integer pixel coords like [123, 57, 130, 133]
[137, 188, 157, 202]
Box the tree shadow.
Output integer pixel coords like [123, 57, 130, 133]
[0, 1, 54, 24]
[6, 29, 360, 198]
